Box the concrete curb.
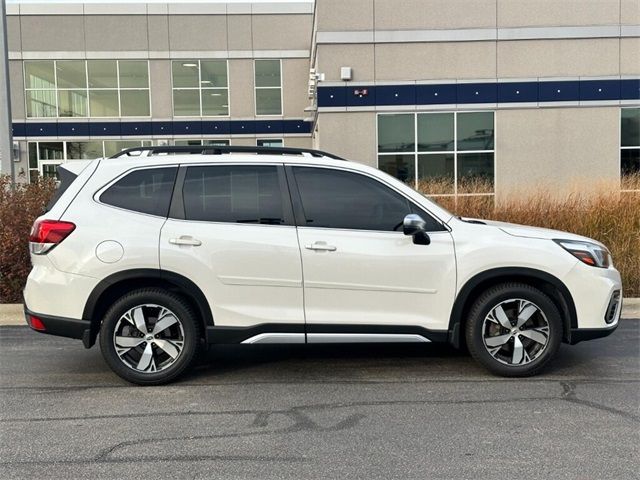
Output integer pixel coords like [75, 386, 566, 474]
[2, 299, 639, 327]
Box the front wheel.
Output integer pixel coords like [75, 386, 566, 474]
[99, 288, 201, 385]
[465, 283, 562, 377]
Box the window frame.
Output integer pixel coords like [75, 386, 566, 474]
[24, 60, 151, 119]
[168, 163, 295, 227]
[376, 110, 496, 201]
[620, 107, 640, 192]
[254, 59, 283, 117]
[285, 164, 448, 233]
[171, 59, 230, 118]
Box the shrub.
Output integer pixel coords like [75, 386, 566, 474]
[0, 175, 57, 303]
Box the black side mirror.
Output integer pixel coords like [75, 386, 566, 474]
[403, 214, 431, 245]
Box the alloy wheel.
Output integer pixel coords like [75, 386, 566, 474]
[112, 304, 185, 373]
[482, 298, 550, 366]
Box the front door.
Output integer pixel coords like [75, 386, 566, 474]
[289, 165, 456, 340]
[160, 164, 304, 338]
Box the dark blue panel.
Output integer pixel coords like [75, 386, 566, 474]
[173, 121, 201, 135]
[201, 121, 230, 135]
[416, 84, 457, 105]
[121, 122, 152, 136]
[621, 79, 640, 100]
[498, 82, 538, 103]
[317, 87, 347, 107]
[346, 86, 376, 107]
[26, 123, 57, 136]
[283, 120, 312, 134]
[254, 120, 284, 134]
[89, 122, 121, 136]
[57, 122, 90, 136]
[539, 81, 579, 102]
[152, 121, 172, 135]
[375, 85, 416, 106]
[12, 123, 26, 137]
[580, 80, 620, 101]
[457, 83, 497, 104]
[230, 121, 256, 134]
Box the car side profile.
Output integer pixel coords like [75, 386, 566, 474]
[24, 146, 622, 385]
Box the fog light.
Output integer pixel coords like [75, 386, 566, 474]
[604, 291, 621, 324]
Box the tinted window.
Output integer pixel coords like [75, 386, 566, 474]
[293, 167, 443, 232]
[183, 165, 285, 224]
[101, 167, 177, 216]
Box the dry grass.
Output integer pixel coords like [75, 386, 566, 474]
[419, 175, 640, 296]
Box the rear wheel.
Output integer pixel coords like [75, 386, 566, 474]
[465, 283, 562, 377]
[99, 288, 201, 385]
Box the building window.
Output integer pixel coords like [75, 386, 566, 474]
[24, 60, 150, 118]
[172, 60, 229, 117]
[254, 59, 282, 116]
[377, 111, 495, 198]
[257, 139, 283, 147]
[173, 139, 230, 146]
[621, 108, 640, 191]
[27, 140, 152, 181]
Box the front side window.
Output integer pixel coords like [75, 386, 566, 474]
[378, 111, 495, 198]
[621, 108, 640, 191]
[100, 167, 177, 216]
[254, 59, 282, 116]
[182, 165, 285, 224]
[172, 60, 229, 116]
[24, 60, 150, 118]
[293, 167, 442, 232]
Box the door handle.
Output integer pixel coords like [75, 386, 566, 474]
[305, 241, 337, 252]
[169, 236, 202, 246]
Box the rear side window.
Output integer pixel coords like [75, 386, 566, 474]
[45, 167, 77, 212]
[182, 165, 285, 224]
[293, 167, 444, 232]
[100, 167, 177, 216]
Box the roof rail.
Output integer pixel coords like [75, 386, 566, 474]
[110, 145, 346, 160]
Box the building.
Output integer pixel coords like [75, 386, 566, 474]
[3, 0, 640, 203]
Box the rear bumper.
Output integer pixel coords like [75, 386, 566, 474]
[24, 306, 91, 346]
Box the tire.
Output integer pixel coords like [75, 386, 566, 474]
[465, 282, 562, 377]
[99, 288, 201, 385]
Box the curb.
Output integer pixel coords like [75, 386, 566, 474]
[2, 299, 639, 327]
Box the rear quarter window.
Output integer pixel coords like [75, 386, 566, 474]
[100, 167, 177, 217]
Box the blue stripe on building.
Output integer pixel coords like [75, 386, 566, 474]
[317, 78, 640, 108]
[12, 119, 313, 138]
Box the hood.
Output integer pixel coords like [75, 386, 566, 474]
[462, 218, 603, 246]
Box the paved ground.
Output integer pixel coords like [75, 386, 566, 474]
[0, 321, 638, 480]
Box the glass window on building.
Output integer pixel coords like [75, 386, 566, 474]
[254, 59, 282, 116]
[257, 139, 283, 147]
[24, 60, 150, 118]
[378, 111, 494, 197]
[173, 139, 230, 146]
[172, 60, 229, 117]
[621, 108, 640, 191]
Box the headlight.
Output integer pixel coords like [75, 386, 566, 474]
[553, 239, 612, 268]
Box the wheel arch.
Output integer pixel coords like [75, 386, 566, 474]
[448, 267, 577, 349]
[82, 269, 213, 348]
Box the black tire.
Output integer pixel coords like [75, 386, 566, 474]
[99, 288, 201, 385]
[465, 282, 562, 377]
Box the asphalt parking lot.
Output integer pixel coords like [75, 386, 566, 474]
[1, 320, 638, 480]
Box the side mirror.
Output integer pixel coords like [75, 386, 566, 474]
[403, 214, 431, 245]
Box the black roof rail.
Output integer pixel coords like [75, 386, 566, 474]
[109, 145, 346, 160]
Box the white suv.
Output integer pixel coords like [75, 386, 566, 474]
[24, 146, 622, 385]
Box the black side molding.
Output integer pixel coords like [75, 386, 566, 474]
[569, 324, 618, 344]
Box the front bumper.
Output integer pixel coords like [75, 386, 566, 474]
[24, 305, 92, 347]
[569, 323, 618, 344]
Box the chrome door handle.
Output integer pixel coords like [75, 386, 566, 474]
[305, 242, 337, 252]
[169, 236, 202, 246]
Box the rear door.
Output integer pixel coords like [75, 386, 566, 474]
[160, 163, 304, 337]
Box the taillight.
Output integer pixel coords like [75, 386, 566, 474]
[29, 219, 76, 255]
